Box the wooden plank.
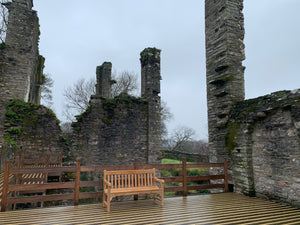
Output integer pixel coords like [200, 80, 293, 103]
[164, 186, 183, 192]
[186, 175, 225, 182]
[80, 180, 102, 188]
[10, 167, 76, 174]
[0, 161, 10, 212]
[8, 182, 75, 192]
[79, 191, 102, 199]
[7, 193, 74, 204]
[187, 183, 225, 190]
[186, 163, 227, 168]
[21, 177, 46, 183]
[105, 169, 157, 175]
[137, 164, 183, 169]
[1, 193, 300, 224]
[161, 176, 183, 182]
[80, 165, 135, 172]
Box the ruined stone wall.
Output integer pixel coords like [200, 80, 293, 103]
[205, 0, 300, 207]
[0, 0, 45, 164]
[72, 95, 149, 166]
[205, 0, 245, 163]
[72, 48, 162, 166]
[228, 90, 300, 206]
[1, 99, 68, 169]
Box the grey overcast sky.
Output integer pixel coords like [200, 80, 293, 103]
[33, 0, 300, 141]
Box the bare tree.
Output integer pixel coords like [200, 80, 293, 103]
[63, 71, 139, 122]
[111, 70, 138, 97]
[161, 101, 173, 140]
[0, 0, 9, 43]
[63, 77, 96, 121]
[167, 126, 196, 151]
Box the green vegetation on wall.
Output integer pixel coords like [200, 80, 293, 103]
[140, 47, 161, 67]
[4, 99, 58, 147]
[225, 122, 240, 156]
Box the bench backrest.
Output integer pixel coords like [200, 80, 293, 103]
[104, 168, 157, 189]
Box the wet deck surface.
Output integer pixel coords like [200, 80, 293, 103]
[0, 193, 300, 224]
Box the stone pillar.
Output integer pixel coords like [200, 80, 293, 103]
[0, 0, 41, 169]
[96, 62, 112, 98]
[14, 0, 33, 9]
[205, 0, 245, 162]
[1, 0, 40, 103]
[140, 48, 162, 163]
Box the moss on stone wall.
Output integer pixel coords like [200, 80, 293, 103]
[4, 99, 59, 146]
[140, 47, 161, 67]
[0, 42, 6, 49]
[225, 122, 240, 156]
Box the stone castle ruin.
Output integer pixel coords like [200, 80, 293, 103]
[0, 0, 299, 207]
[72, 48, 162, 166]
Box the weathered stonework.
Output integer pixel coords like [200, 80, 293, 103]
[1, 99, 68, 169]
[0, 0, 42, 104]
[205, 0, 300, 207]
[72, 48, 162, 166]
[0, 0, 48, 169]
[228, 90, 300, 206]
[140, 48, 162, 163]
[96, 62, 112, 98]
[205, 0, 245, 163]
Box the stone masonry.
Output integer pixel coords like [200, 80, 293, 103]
[0, 0, 57, 169]
[228, 90, 300, 206]
[0, 0, 43, 104]
[205, 0, 245, 164]
[205, 0, 300, 207]
[96, 62, 112, 98]
[72, 48, 162, 166]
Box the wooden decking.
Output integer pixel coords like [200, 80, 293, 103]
[1, 193, 300, 224]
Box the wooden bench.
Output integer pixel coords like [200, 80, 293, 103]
[103, 168, 164, 212]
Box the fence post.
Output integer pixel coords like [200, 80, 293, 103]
[74, 159, 80, 205]
[20, 154, 24, 168]
[224, 158, 229, 192]
[45, 151, 50, 167]
[134, 158, 139, 200]
[182, 158, 187, 196]
[1, 161, 10, 212]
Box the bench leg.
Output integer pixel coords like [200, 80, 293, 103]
[103, 192, 106, 207]
[107, 199, 110, 213]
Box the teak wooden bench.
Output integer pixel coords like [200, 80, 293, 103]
[103, 168, 164, 212]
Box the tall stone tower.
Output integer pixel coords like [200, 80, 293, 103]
[205, 0, 245, 162]
[1, 0, 42, 103]
[140, 48, 162, 163]
[0, 0, 44, 167]
[96, 62, 112, 98]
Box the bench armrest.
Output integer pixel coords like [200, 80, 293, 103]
[154, 177, 165, 185]
[103, 179, 112, 188]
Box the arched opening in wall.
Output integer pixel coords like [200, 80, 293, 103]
[33, 1, 208, 144]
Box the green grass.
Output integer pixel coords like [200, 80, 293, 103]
[161, 158, 181, 164]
